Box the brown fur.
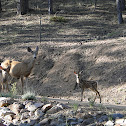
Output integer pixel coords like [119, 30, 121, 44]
[74, 71, 101, 103]
[1, 46, 39, 94]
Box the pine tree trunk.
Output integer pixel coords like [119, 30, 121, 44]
[0, 0, 2, 13]
[116, 0, 123, 24]
[121, 0, 125, 11]
[17, 0, 29, 15]
[48, 0, 53, 14]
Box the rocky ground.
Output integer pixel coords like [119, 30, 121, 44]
[0, 96, 126, 126]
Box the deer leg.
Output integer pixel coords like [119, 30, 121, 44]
[97, 91, 101, 103]
[25, 77, 28, 91]
[81, 88, 84, 101]
[1, 83, 4, 92]
[74, 82, 78, 90]
[93, 89, 101, 103]
[5, 82, 9, 92]
[20, 76, 24, 95]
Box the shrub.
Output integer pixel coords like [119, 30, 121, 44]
[22, 91, 36, 100]
[50, 16, 67, 22]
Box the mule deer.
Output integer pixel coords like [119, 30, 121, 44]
[0, 60, 11, 92]
[74, 71, 101, 103]
[0, 46, 39, 94]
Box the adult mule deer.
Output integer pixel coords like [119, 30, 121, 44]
[0, 46, 39, 94]
[74, 71, 101, 103]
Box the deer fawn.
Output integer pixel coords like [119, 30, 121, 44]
[0, 46, 39, 94]
[0, 60, 12, 92]
[74, 71, 101, 103]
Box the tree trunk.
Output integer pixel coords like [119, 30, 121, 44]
[17, 0, 29, 15]
[0, 0, 2, 13]
[121, 0, 125, 11]
[116, 0, 123, 24]
[94, 0, 97, 8]
[48, 0, 53, 14]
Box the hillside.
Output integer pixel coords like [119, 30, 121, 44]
[0, 0, 126, 105]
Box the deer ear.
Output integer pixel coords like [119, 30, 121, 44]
[79, 70, 83, 75]
[74, 71, 77, 74]
[27, 47, 32, 53]
[0, 66, 3, 70]
[36, 46, 39, 52]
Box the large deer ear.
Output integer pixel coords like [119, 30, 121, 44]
[74, 71, 77, 74]
[79, 70, 83, 75]
[27, 47, 33, 53]
[0, 66, 3, 70]
[36, 46, 39, 52]
[35, 46, 39, 55]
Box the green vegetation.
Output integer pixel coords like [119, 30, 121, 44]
[41, 96, 48, 103]
[72, 103, 79, 113]
[88, 97, 95, 107]
[50, 16, 67, 22]
[22, 91, 36, 100]
[0, 92, 12, 97]
[11, 82, 17, 96]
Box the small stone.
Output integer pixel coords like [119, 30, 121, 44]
[115, 118, 126, 125]
[47, 106, 62, 114]
[0, 97, 15, 107]
[4, 114, 13, 122]
[27, 102, 43, 112]
[80, 118, 94, 126]
[105, 120, 114, 126]
[20, 112, 30, 120]
[50, 121, 58, 126]
[111, 113, 124, 120]
[42, 104, 52, 113]
[34, 109, 44, 118]
[9, 102, 25, 114]
[39, 118, 51, 125]
[0, 107, 15, 117]
[97, 115, 108, 123]
[56, 103, 69, 109]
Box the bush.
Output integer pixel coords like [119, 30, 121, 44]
[22, 91, 36, 100]
[50, 16, 67, 22]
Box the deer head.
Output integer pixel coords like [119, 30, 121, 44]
[27, 46, 39, 59]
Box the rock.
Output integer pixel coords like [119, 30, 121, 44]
[57, 114, 65, 123]
[97, 115, 108, 123]
[78, 118, 83, 123]
[37, 118, 51, 125]
[111, 113, 124, 120]
[20, 112, 30, 120]
[67, 117, 77, 123]
[26, 102, 44, 112]
[80, 118, 94, 126]
[27, 119, 37, 126]
[56, 103, 69, 109]
[83, 113, 93, 119]
[105, 120, 114, 126]
[0, 107, 15, 117]
[47, 105, 62, 114]
[70, 121, 78, 125]
[0, 123, 6, 126]
[4, 114, 13, 122]
[34, 109, 44, 118]
[42, 104, 52, 113]
[9, 102, 25, 114]
[0, 97, 15, 107]
[13, 118, 20, 125]
[115, 118, 126, 125]
[50, 120, 58, 126]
